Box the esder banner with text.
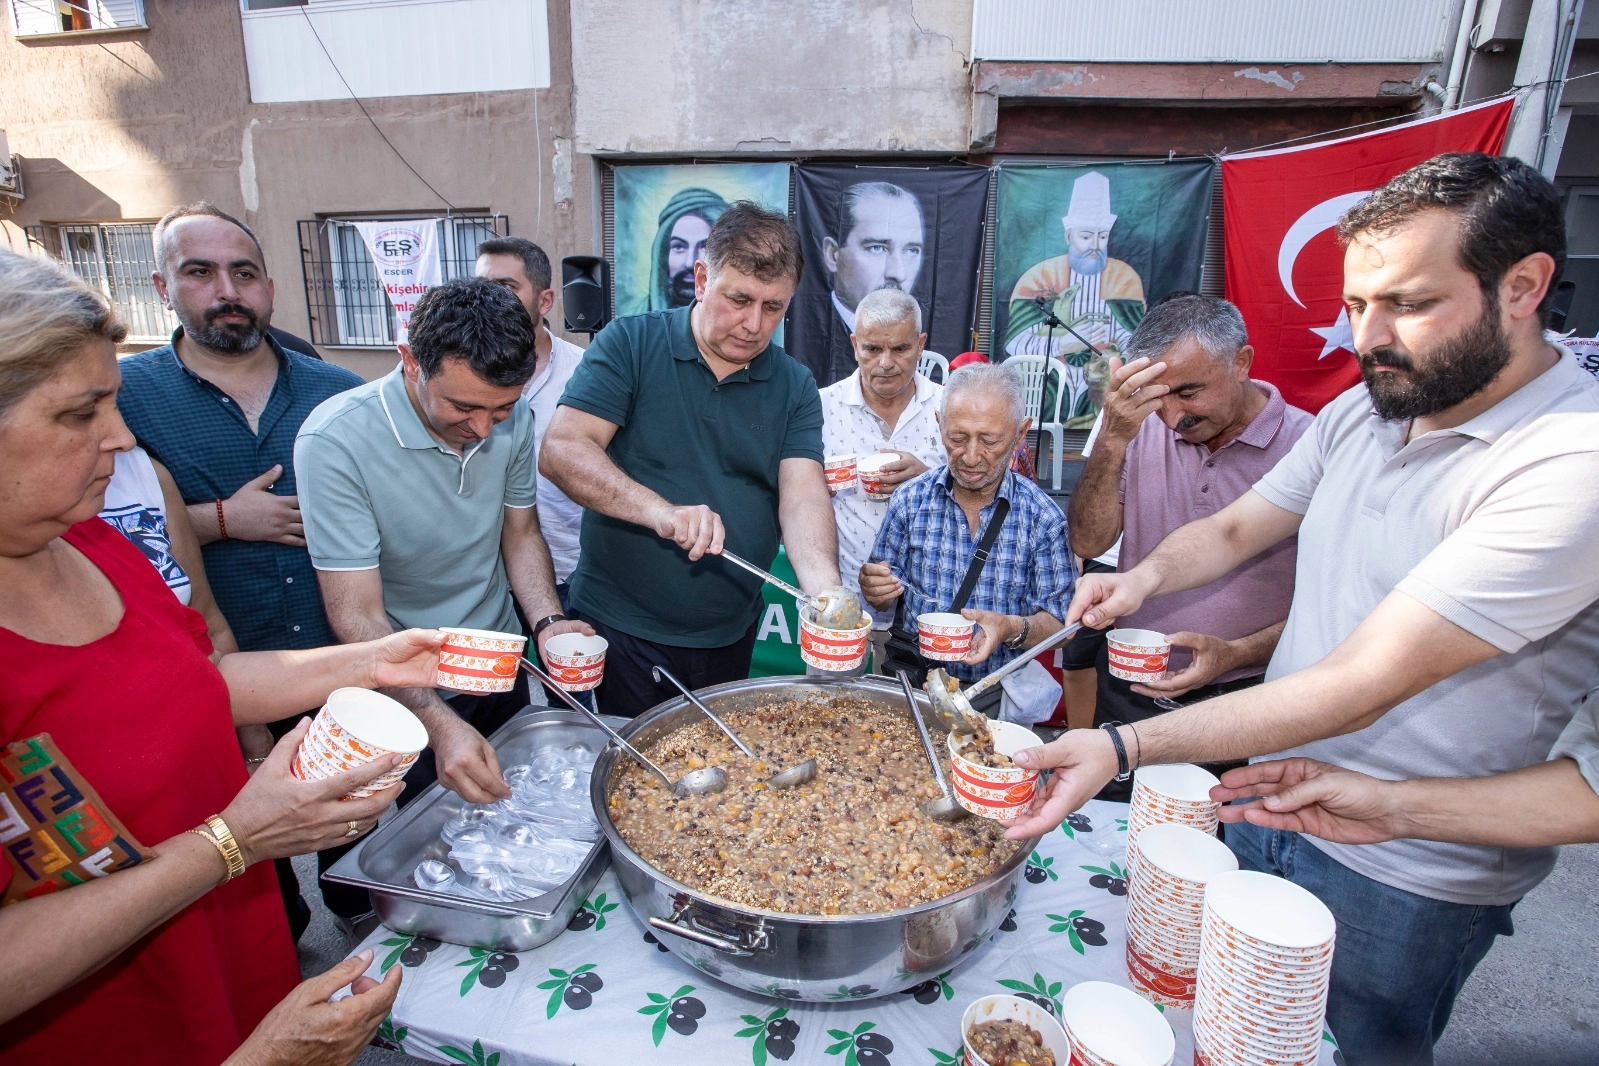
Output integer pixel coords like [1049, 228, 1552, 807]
[351, 218, 443, 344]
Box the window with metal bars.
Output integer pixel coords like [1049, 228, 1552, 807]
[24, 221, 176, 341]
[296, 214, 509, 348]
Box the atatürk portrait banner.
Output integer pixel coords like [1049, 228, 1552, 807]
[788, 164, 990, 389]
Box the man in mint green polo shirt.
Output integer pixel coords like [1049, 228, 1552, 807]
[542, 203, 841, 716]
[297, 278, 590, 805]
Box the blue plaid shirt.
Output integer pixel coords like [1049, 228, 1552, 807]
[870, 465, 1076, 682]
[116, 330, 362, 651]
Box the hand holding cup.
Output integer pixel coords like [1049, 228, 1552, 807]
[221, 720, 406, 867]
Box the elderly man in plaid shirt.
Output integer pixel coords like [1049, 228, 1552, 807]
[860, 364, 1076, 709]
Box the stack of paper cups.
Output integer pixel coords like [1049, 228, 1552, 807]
[1127, 763, 1221, 873]
[1193, 870, 1336, 1066]
[1124, 823, 1239, 1009]
[1059, 981, 1176, 1066]
[290, 688, 427, 799]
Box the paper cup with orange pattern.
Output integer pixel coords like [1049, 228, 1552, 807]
[918, 612, 976, 661]
[798, 606, 872, 671]
[543, 632, 608, 692]
[1060, 980, 1176, 1066]
[856, 452, 898, 500]
[290, 687, 427, 799]
[960, 993, 1070, 1066]
[435, 627, 527, 693]
[824, 454, 858, 492]
[1106, 628, 1172, 682]
[946, 718, 1042, 823]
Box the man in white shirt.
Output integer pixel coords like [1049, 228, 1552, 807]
[818, 288, 945, 663]
[476, 237, 587, 600]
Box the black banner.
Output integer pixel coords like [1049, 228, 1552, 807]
[786, 164, 990, 388]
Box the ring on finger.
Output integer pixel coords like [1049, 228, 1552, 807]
[344, 819, 362, 838]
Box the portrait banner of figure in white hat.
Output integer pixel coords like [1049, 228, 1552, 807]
[788, 164, 991, 388]
[992, 161, 1214, 426]
[611, 163, 791, 317]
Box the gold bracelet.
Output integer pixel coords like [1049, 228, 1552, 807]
[187, 815, 246, 882]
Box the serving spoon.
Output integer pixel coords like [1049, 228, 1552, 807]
[518, 658, 727, 798]
[924, 622, 1084, 730]
[716, 549, 867, 629]
[652, 666, 818, 790]
[896, 669, 968, 823]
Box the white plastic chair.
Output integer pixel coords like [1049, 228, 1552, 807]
[916, 350, 949, 383]
[1004, 355, 1067, 491]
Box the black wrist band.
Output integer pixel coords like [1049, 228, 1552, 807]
[531, 613, 568, 643]
[1101, 721, 1132, 782]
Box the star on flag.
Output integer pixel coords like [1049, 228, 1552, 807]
[1309, 307, 1354, 360]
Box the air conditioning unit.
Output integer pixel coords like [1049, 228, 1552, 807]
[0, 130, 22, 200]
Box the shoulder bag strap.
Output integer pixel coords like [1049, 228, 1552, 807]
[949, 497, 1010, 613]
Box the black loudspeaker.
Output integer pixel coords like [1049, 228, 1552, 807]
[562, 255, 611, 334]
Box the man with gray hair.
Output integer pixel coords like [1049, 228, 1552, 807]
[819, 288, 945, 660]
[1068, 294, 1311, 796]
[860, 363, 1075, 705]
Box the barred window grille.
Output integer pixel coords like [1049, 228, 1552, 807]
[298, 214, 509, 348]
[25, 221, 176, 341]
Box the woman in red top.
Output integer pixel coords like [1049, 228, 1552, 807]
[0, 252, 440, 1064]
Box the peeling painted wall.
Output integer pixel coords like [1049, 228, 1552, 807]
[0, 0, 591, 376]
[570, 0, 974, 155]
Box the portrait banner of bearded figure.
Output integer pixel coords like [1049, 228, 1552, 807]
[611, 162, 792, 317]
[992, 161, 1214, 427]
[788, 164, 990, 388]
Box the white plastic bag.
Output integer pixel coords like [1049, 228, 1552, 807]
[999, 658, 1062, 725]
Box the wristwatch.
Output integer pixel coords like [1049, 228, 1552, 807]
[531, 614, 568, 644]
[1004, 615, 1031, 649]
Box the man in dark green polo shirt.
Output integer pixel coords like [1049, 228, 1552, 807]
[542, 203, 841, 716]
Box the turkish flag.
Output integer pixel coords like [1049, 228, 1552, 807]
[1222, 99, 1513, 413]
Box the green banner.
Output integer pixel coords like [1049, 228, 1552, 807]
[991, 160, 1214, 428]
[748, 547, 806, 678]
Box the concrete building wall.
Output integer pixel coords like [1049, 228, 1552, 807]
[0, 0, 591, 379]
[570, 0, 974, 156]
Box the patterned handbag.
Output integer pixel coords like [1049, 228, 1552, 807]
[1, 733, 148, 904]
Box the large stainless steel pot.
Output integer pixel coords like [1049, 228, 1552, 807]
[591, 675, 1041, 1002]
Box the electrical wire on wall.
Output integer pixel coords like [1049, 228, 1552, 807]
[297, 6, 456, 212]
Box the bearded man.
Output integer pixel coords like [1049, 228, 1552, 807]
[648, 187, 729, 311]
[1008, 154, 1599, 1066]
[1005, 171, 1146, 421]
[116, 202, 366, 935]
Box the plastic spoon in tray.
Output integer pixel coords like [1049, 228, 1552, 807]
[716, 549, 868, 629]
[518, 658, 727, 798]
[652, 666, 817, 790]
[924, 622, 1083, 729]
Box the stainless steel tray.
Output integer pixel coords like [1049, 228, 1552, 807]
[323, 708, 616, 952]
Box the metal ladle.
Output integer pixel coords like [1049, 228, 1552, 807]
[896, 669, 967, 823]
[518, 658, 727, 798]
[652, 666, 818, 790]
[924, 622, 1084, 731]
[716, 549, 865, 629]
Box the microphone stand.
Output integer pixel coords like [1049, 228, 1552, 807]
[1029, 296, 1104, 488]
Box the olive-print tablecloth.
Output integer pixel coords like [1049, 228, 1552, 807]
[344, 800, 1341, 1066]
